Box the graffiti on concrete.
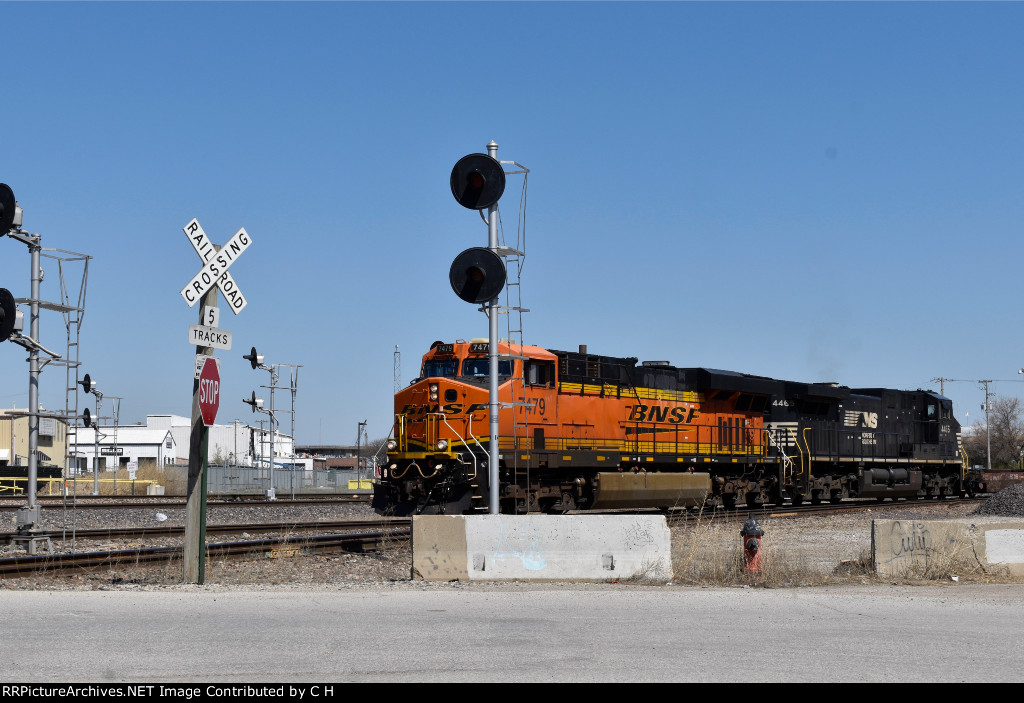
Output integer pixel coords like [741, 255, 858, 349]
[889, 521, 931, 558]
[879, 520, 939, 569]
[493, 520, 547, 571]
[623, 520, 657, 550]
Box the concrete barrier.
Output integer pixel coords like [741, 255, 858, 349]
[872, 519, 1024, 577]
[412, 514, 672, 582]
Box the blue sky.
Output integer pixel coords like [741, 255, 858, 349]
[1, 1, 1022, 446]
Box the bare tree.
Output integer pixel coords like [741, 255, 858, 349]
[990, 396, 1024, 468]
[963, 396, 1024, 469]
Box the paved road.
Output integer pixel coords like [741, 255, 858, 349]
[3, 584, 1022, 682]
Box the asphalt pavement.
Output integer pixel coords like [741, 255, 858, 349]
[3, 583, 1022, 683]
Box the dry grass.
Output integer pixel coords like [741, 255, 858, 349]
[671, 512, 825, 587]
[60, 463, 170, 497]
[669, 505, 1024, 587]
[670, 505, 873, 587]
[875, 540, 1011, 584]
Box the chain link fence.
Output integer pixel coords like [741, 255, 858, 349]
[160, 465, 371, 496]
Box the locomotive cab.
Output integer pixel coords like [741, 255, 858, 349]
[373, 339, 558, 515]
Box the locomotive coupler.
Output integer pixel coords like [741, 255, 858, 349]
[740, 516, 765, 574]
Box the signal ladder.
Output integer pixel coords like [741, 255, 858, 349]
[493, 162, 531, 511]
[52, 251, 90, 503]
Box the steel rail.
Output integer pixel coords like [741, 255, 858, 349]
[667, 496, 988, 526]
[0, 529, 411, 578]
[0, 495, 371, 510]
[0, 518, 411, 543]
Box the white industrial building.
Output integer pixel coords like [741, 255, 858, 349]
[72, 426, 176, 473]
[69, 414, 295, 471]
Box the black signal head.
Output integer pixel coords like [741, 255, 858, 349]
[243, 346, 263, 370]
[0, 289, 15, 341]
[450, 153, 506, 210]
[449, 247, 506, 304]
[0, 184, 15, 233]
[82, 408, 92, 428]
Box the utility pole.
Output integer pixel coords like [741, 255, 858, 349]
[357, 419, 367, 485]
[981, 380, 993, 472]
[394, 344, 401, 393]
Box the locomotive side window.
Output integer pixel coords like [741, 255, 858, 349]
[422, 359, 458, 378]
[462, 357, 513, 378]
[927, 403, 937, 419]
[526, 360, 555, 387]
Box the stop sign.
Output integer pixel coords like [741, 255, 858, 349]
[198, 356, 221, 426]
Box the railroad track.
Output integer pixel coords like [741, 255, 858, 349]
[667, 496, 989, 525]
[0, 527, 411, 578]
[0, 518, 410, 543]
[0, 495, 372, 511]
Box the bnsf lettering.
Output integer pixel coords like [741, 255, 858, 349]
[628, 404, 698, 424]
[400, 403, 488, 416]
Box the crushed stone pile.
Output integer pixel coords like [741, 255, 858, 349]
[973, 482, 1024, 517]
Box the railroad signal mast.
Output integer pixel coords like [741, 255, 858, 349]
[447, 142, 530, 515]
[242, 346, 301, 500]
[3, 184, 92, 554]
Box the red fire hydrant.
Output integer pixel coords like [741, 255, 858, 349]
[740, 517, 765, 574]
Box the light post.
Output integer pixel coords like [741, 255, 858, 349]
[357, 420, 367, 487]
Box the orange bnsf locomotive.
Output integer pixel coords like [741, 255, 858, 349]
[371, 340, 972, 516]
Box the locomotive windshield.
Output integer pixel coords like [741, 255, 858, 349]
[421, 359, 459, 378]
[462, 357, 512, 378]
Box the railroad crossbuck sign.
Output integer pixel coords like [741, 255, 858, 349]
[180, 218, 251, 313]
[198, 356, 221, 426]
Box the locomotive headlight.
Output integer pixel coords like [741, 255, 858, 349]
[429, 383, 439, 400]
[386, 439, 397, 451]
[437, 439, 449, 451]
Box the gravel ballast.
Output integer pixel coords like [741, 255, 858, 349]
[1, 494, 1022, 590]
